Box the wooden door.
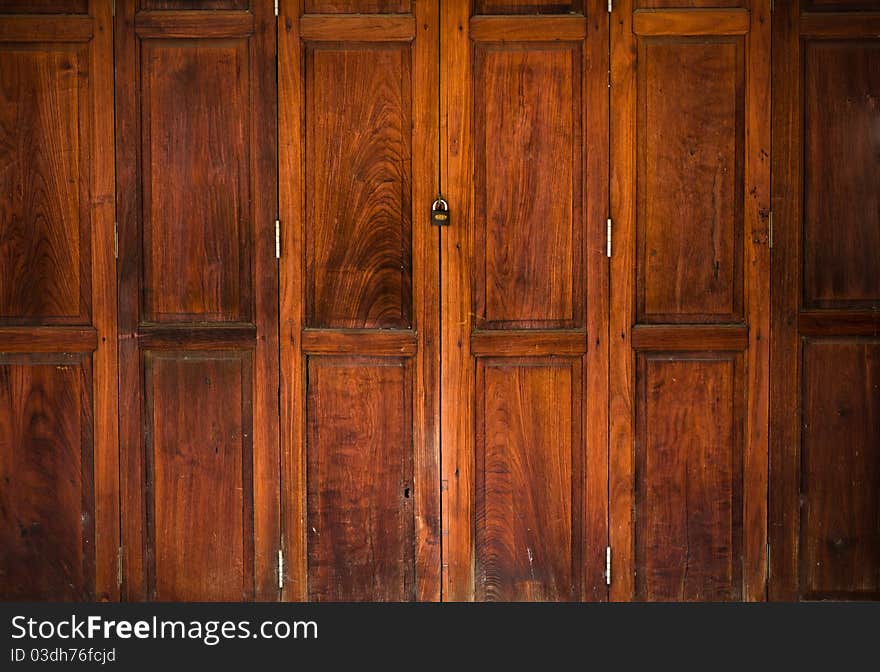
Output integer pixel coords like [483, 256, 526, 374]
[278, 0, 440, 601]
[441, 0, 610, 601]
[115, 0, 279, 601]
[0, 1, 116, 601]
[771, 0, 880, 601]
[610, 0, 770, 601]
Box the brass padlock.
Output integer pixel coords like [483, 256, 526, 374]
[431, 197, 450, 226]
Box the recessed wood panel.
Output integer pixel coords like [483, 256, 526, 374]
[142, 39, 251, 323]
[306, 44, 412, 329]
[146, 352, 253, 601]
[474, 44, 582, 329]
[637, 0, 741, 7]
[801, 340, 880, 599]
[636, 355, 743, 601]
[475, 0, 583, 13]
[304, 0, 410, 12]
[476, 359, 581, 601]
[637, 38, 744, 323]
[803, 41, 880, 309]
[0, 46, 90, 323]
[0, 0, 87, 12]
[307, 358, 413, 601]
[141, 0, 248, 8]
[802, 0, 880, 10]
[0, 357, 93, 601]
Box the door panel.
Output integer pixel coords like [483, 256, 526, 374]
[636, 354, 744, 600]
[772, 0, 880, 600]
[442, 0, 609, 601]
[0, 2, 116, 601]
[611, 0, 770, 601]
[279, 0, 439, 601]
[476, 359, 582, 601]
[116, 0, 279, 601]
[306, 358, 413, 601]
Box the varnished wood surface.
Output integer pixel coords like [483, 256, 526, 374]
[475, 0, 583, 13]
[771, 0, 880, 601]
[474, 42, 583, 329]
[306, 43, 412, 329]
[116, 0, 279, 601]
[636, 355, 743, 600]
[0, 357, 94, 600]
[475, 359, 582, 601]
[611, 0, 769, 602]
[147, 352, 253, 601]
[307, 358, 414, 601]
[801, 341, 880, 599]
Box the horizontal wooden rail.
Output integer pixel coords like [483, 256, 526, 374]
[300, 15, 416, 42]
[0, 327, 97, 353]
[471, 329, 587, 357]
[631, 325, 748, 351]
[302, 329, 417, 356]
[0, 16, 92, 42]
[135, 10, 254, 39]
[633, 9, 750, 36]
[470, 15, 587, 41]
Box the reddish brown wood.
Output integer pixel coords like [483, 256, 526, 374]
[142, 0, 248, 9]
[147, 352, 254, 601]
[803, 41, 880, 309]
[635, 354, 744, 600]
[0, 0, 87, 12]
[771, 0, 880, 602]
[306, 43, 413, 329]
[475, 0, 583, 13]
[442, 0, 609, 601]
[305, 0, 410, 13]
[475, 359, 582, 601]
[637, 37, 744, 324]
[280, 0, 439, 601]
[116, 0, 278, 601]
[306, 358, 414, 601]
[0, 356, 94, 600]
[0, 0, 117, 602]
[611, 0, 769, 602]
[474, 43, 583, 329]
[800, 341, 880, 599]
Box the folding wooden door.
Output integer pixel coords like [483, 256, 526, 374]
[771, 0, 880, 601]
[278, 0, 440, 601]
[609, 0, 771, 600]
[115, 0, 280, 600]
[0, 1, 117, 601]
[440, 0, 610, 601]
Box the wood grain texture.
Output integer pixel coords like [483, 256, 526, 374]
[475, 0, 582, 13]
[304, 0, 410, 13]
[633, 9, 749, 35]
[474, 43, 582, 329]
[801, 340, 880, 599]
[636, 355, 743, 601]
[306, 44, 412, 329]
[444, 0, 608, 602]
[476, 359, 581, 601]
[146, 352, 253, 601]
[0, 45, 89, 323]
[0, 0, 87, 13]
[638, 37, 744, 323]
[307, 358, 413, 601]
[117, 0, 278, 601]
[803, 0, 880, 10]
[0, 357, 93, 601]
[142, 0, 248, 8]
[142, 39, 251, 323]
[638, 0, 742, 6]
[803, 41, 880, 308]
[281, 0, 439, 602]
[612, 0, 769, 602]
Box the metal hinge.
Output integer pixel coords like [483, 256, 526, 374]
[278, 549, 284, 589]
[111, 0, 115, 17]
[114, 223, 118, 259]
[608, 0, 612, 12]
[606, 218, 612, 258]
[767, 543, 771, 579]
[274, 0, 279, 16]
[605, 546, 612, 586]
[275, 220, 281, 259]
[117, 546, 123, 587]
[769, 210, 773, 249]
